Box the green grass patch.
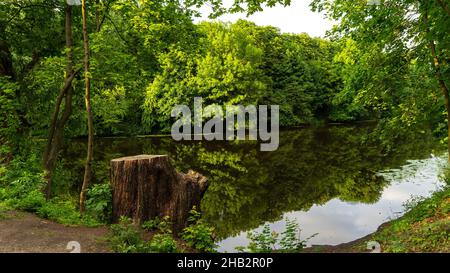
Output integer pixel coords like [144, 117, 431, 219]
[373, 187, 450, 253]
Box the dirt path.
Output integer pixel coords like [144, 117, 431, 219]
[0, 211, 111, 253]
[0, 210, 380, 253]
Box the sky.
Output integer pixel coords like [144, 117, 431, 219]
[193, 0, 336, 37]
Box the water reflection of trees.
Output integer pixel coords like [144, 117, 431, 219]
[61, 126, 440, 239]
[175, 128, 391, 239]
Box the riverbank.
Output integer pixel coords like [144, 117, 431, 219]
[1, 186, 448, 253]
[304, 186, 450, 253]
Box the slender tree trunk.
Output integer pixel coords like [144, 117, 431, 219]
[43, 5, 76, 199]
[95, 0, 110, 33]
[423, 2, 450, 162]
[430, 39, 450, 162]
[80, 0, 94, 214]
[95, 0, 101, 32]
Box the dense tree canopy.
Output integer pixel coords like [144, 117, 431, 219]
[143, 20, 342, 130]
[1, 0, 348, 141]
[0, 0, 449, 244]
[1, 0, 449, 196]
[311, 0, 450, 150]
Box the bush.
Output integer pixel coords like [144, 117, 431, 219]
[236, 219, 317, 253]
[109, 216, 180, 253]
[148, 233, 178, 253]
[0, 155, 102, 226]
[37, 198, 78, 224]
[0, 156, 47, 212]
[109, 217, 148, 253]
[181, 208, 216, 252]
[0, 77, 20, 155]
[85, 183, 112, 223]
[237, 224, 277, 253]
[13, 189, 46, 211]
[142, 216, 172, 234]
[279, 219, 317, 252]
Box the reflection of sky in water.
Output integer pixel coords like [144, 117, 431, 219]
[218, 154, 447, 252]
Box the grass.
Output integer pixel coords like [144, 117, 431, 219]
[372, 187, 450, 253]
[108, 212, 217, 253]
[342, 186, 450, 253]
[0, 203, 11, 219]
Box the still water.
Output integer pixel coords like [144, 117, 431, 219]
[60, 125, 447, 252]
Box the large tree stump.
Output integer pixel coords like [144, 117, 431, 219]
[111, 155, 208, 233]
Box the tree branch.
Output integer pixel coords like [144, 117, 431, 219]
[43, 68, 81, 166]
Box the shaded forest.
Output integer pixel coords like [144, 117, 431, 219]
[0, 0, 449, 253]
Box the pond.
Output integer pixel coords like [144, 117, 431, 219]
[59, 125, 447, 252]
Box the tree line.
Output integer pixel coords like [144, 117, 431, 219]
[1, 0, 449, 210]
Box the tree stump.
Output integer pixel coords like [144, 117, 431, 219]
[111, 155, 208, 233]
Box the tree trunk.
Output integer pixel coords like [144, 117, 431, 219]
[110, 155, 208, 233]
[80, 0, 94, 214]
[423, 3, 450, 162]
[43, 5, 77, 199]
[430, 39, 450, 162]
[95, 0, 102, 32]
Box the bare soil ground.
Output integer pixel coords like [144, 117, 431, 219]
[0, 210, 381, 253]
[0, 211, 111, 253]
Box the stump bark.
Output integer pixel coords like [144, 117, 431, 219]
[111, 155, 208, 233]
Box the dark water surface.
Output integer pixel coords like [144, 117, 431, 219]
[60, 126, 447, 252]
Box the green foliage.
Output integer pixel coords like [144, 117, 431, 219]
[401, 187, 450, 224]
[0, 77, 20, 155]
[236, 219, 317, 253]
[109, 216, 179, 253]
[143, 20, 343, 131]
[237, 224, 278, 253]
[109, 217, 149, 253]
[142, 216, 172, 234]
[312, 0, 450, 144]
[0, 202, 12, 219]
[24, 56, 71, 135]
[0, 154, 101, 226]
[36, 197, 85, 226]
[438, 165, 450, 186]
[2, 0, 449, 255]
[85, 183, 112, 223]
[373, 187, 450, 253]
[181, 208, 217, 252]
[0, 154, 46, 212]
[279, 219, 318, 252]
[88, 0, 203, 135]
[148, 233, 178, 253]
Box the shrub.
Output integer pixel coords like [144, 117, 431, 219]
[0, 156, 102, 226]
[279, 219, 317, 252]
[142, 216, 172, 234]
[236, 219, 317, 253]
[13, 189, 46, 211]
[148, 233, 178, 253]
[109, 216, 180, 253]
[0, 157, 47, 212]
[238, 224, 277, 253]
[37, 197, 85, 226]
[109, 217, 149, 253]
[85, 183, 112, 223]
[181, 208, 216, 252]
